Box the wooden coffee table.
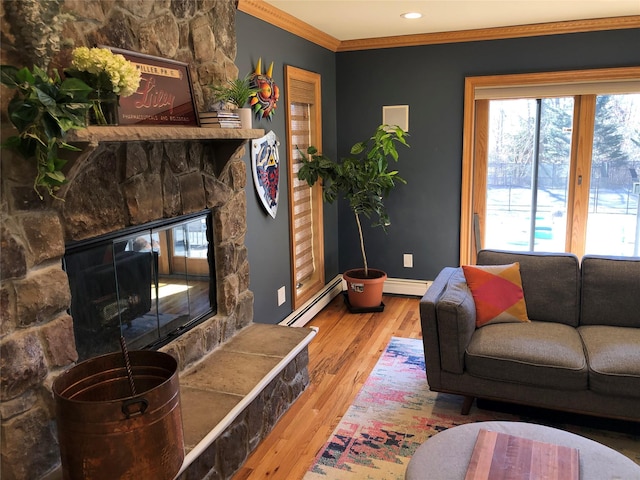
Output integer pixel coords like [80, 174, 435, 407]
[405, 421, 640, 480]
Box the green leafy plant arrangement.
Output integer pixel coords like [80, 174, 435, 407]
[298, 124, 410, 276]
[1, 64, 93, 198]
[209, 74, 259, 109]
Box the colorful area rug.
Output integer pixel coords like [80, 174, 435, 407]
[304, 337, 640, 480]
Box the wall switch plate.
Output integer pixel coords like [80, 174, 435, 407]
[277, 286, 286, 306]
[403, 253, 413, 268]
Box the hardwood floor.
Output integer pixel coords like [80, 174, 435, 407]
[156, 276, 210, 317]
[232, 294, 423, 480]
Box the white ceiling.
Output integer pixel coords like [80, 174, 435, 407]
[262, 0, 640, 41]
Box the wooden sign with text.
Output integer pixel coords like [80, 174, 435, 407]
[109, 47, 199, 126]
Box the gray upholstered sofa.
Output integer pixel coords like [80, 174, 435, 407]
[420, 249, 640, 421]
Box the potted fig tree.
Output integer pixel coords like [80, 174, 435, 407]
[297, 124, 409, 310]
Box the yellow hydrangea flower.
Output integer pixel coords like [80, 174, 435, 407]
[71, 47, 141, 97]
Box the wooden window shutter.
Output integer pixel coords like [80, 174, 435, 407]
[286, 66, 324, 309]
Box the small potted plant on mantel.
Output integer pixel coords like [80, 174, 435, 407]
[209, 74, 258, 129]
[298, 124, 410, 311]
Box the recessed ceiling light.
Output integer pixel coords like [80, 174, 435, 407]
[401, 12, 422, 19]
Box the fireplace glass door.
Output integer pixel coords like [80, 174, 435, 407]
[64, 212, 215, 360]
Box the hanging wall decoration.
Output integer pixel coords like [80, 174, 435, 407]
[250, 58, 279, 120]
[252, 130, 280, 218]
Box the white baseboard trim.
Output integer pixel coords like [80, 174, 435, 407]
[383, 277, 432, 297]
[280, 275, 343, 327]
[281, 275, 432, 328]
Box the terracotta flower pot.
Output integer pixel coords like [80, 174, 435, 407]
[343, 268, 387, 309]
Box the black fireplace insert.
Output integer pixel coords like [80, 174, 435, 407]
[64, 211, 216, 360]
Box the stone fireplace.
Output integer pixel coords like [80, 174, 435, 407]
[58, 130, 250, 363]
[1, 124, 301, 479]
[1, 3, 314, 479]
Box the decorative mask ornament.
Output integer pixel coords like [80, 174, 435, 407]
[250, 58, 279, 120]
[252, 130, 280, 218]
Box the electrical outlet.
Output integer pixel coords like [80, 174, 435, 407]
[277, 286, 286, 306]
[403, 253, 413, 268]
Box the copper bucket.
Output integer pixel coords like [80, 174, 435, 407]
[52, 350, 184, 480]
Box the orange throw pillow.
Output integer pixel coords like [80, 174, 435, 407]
[462, 263, 530, 328]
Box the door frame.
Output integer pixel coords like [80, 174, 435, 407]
[284, 65, 325, 309]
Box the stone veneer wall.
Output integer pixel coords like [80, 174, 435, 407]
[0, 0, 239, 108]
[0, 2, 264, 479]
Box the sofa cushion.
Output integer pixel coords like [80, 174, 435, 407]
[465, 321, 588, 390]
[578, 325, 640, 399]
[435, 268, 477, 374]
[462, 263, 530, 327]
[580, 255, 640, 328]
[477, 250, 580, 326]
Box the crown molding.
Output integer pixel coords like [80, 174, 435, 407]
[236, 2, 640, 53]
[338, 15, 640, 51]
[237, 0, 341, 52]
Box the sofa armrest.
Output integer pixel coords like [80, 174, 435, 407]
[420, 267, 456, 388]
[421, 267, 477, 383]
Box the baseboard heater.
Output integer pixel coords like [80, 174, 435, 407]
[383, 277, 432, 297]
[281, 275, 343, 328]
[281, 275, 432, 328]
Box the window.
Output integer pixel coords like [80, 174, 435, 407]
[285, 66, 325, 309]
[483, 97, 574, 252]
[461, 67, 640, 264]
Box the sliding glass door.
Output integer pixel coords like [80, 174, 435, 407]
[585, 94, 640, 256]
[461, 68, 640, 264]
[484, 97, 573, 252]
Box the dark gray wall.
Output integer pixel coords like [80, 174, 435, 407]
[236, 12, 338, 324]
[237, 11, 639, 323]
[335, 29, 640, 281]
